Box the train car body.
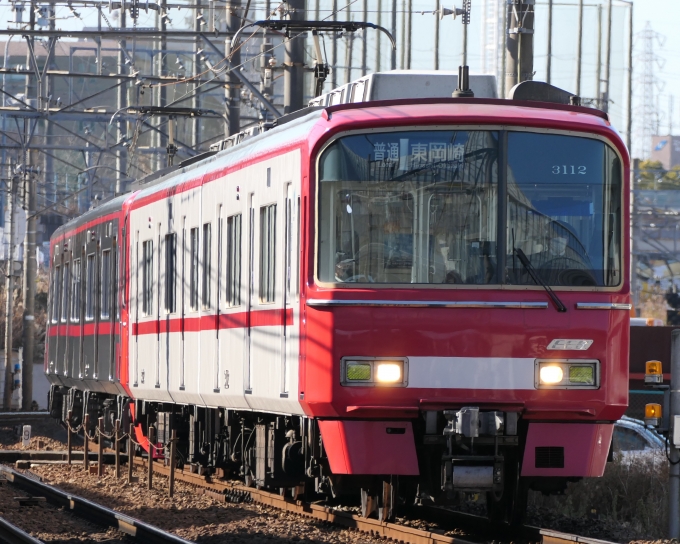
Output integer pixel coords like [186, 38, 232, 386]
[46, 79, 630, 522]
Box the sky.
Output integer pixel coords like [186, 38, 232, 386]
[0, 0, 677, 159]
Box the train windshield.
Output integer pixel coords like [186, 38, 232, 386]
[317, 129, 622, 287]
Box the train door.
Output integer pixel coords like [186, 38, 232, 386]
[58, 250, 75, 378]
[133, 230, 139, 386]
[197, 185, 218, 404]
[109, 240, 117, 383]
[245, 193, 255, 394]
[47, 249, 62, 380]
[221, 202, 248, 409]
[71, 246, 85, 380]
[281, 184, 295, 395]
[96, 238, 111, 383]
[173, 186, 203, 406]
[160, 198, 180, 403]
[214, 205, 223, 394]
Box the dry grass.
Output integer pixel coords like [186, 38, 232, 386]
[528, 452, 669, 540]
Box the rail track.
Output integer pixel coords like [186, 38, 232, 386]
[130, 456, 617, 544]
[0, 515, 44, 544]
[0, 442, 618, 544]
[0, 465, 195, 544]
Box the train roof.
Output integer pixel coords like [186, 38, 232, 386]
[52, 95, 624, 243]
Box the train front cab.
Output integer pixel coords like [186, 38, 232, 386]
[302, 104, 630, 522]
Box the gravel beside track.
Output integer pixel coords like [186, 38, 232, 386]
[27, 464, 391, 544]
[0, 470, 129, 542]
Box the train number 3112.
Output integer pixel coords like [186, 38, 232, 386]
[552, 165, 587, 174]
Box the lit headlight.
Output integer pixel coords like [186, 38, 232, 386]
[376, 362, 402, 383]
[539, 365, 564, 385]
[341, 358, 408, 387]
[535, 360, 599, 389]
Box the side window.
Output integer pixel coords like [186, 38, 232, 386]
[165, 233, 176, 313]
[259, 204, 276, 303]
[61, 263, 70, 323]
[190, 227, 199, 311]
[52, 265, 61, 323]
[85, 254, 95, 320]
[202, 223, 212, 309]
[101, 250, 111, 319]
[226, 214, 242, 306]
[71, 259, 81, 321]
[142, 240, 154, 316]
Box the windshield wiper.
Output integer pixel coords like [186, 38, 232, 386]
[514, 248, 567, 313]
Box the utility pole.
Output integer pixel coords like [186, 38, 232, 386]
[158, 0, 168, 158]
[226, 0, 241, 135]
[434, 0, 440, 70]
[3, 168, 15, 410]
[604, 0, 612, 113]
[361, 0, 367, 76]
[283, 0, 305, 114]
[116, 7, 127, 194]
[625, 1, 633, 152]
[406, 0, 412, 69]
[671, 95, 675, 136]
[376, 0, 382, 71]
[193, 0, 202, 149]
[332, 0, 337, 88]
[391, 0, 396, 69]
[399, 0, 405, 69]
[596, 5, 602, 109]
[504, 0, 534, 93]
[500, 0, 507, 98]
[575, 0, 583, 96]
[345, 1, 353, 84]
[462, 14, 468, 66]
[21, 0, 40, 412]
[546, 0, 552, 84]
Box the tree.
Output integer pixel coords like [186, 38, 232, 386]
[634, 160, 680, 190]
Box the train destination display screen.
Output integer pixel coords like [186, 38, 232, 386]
[317, 129, 622, 287]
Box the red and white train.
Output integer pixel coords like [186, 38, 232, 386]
[46, 72, 630, 523]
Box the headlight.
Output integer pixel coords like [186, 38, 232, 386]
[341, 358, 408, 387]
[375, 362, 402, 383]
[535, 360, 599, 389]
[539, 365, 564, 385]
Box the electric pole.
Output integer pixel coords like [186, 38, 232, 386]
[391, 0, 396, 69]
[575, 0, 583, 96]
[604, 0, 613, 113]
[434, 0, 440, 70]
[406, 0, 412, 69]
[505, 0, 534, 94]
[361, 0, 367, 76]
[546, 0, 552, 84]
[3, 169, 16, 410]
[283, 0, 305, 114]
[116, 6, 127, 195]
[625, 1, 633, 152]
[376, 0, 382, 71]
[21, 0, 41, 411]
[226, 0, 242, 135]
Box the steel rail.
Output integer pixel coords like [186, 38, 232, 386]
[0, 516, 44, 544]
[133, 457, 620, 544]
[0, 466, 195, 544]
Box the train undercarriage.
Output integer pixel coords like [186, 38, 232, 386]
[48, 384, 574, 524]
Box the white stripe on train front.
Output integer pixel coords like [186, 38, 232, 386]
[406, 357, 535, 390]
